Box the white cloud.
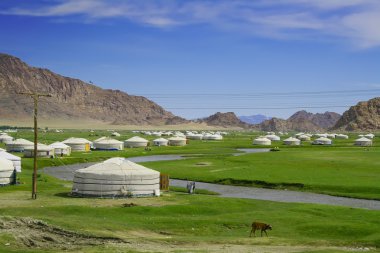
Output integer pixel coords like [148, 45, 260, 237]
[2, 0, 380, 49]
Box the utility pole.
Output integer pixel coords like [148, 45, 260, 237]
[18, 92, 51, 199]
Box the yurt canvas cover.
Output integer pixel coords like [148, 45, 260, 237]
[0, 157, 16, 185]
[0, 151, 22, 172]
[72, 157, 160, 197]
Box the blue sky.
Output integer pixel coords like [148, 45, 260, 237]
[1, 0, 380, 119]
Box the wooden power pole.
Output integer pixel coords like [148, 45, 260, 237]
[18, 92, 51, 199]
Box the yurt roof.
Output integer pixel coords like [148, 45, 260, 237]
[76, 157, 159, 176]
[125, 136, 149, 143]
[24, 143, 53, 151]
[111, 132, 121, 136]
[355, 137, 372, 142]
[0, 157, 13, 171]
[0, 135, 13, 139]
[10, 138, 34, 145]
[254, 137, 271, 141]
[94, 136, 107, 142]
[153, 138, 168, 142]
[63, 137, 91, 144]
[315, 137, 331, 141]
[0, 151, 21, 161]
[95, 138, 123, 144]
[168, 136, 186, 141]
[284, 137, 300, 141]
[49, 142, 70, 149]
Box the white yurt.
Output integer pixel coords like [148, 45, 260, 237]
[93, 138, 124, 150]
[298, 135, 311, 141]
[168, 136, 187, 146]
[71, 157, 160, 197]
[207, 134, 223, 140]
[49, 142, 72, 156]
[364, 133, 375, 139]
[63, 138, 92, 152]
[111, 132, 121, 137]
[354, 137, 372, 146]
[313, 137, 332, 145]
[153, 138, 169, 146]
[0, 157, 16, 185]
[124, 136, 149, 148]
[152, 132, 162, 137]
[0, 134, 13, 144]
[253, 137, 271, 146]
[327, 134, 336, 139]
[6, 139, 34, 152]
[265, 134, 281, 141]
[24, 144, 55, 158]
[283, 137, 301, 146]
[0, 151, 22, 172]
[336, 134, 349, 139]
[187, 133, 203, 140]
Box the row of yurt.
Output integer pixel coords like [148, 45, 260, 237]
[0, 157, 16, 185]
[359, 133, 375, 139]
[0, 151, 22, 172]
[63, 138, 91, 151]
[93, 138, 124, 150]
[6, 139, 34, 152]
[72, 157, 160, 197]
[24, 144, 55, 158]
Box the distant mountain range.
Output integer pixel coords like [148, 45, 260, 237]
[239, 114, 272, 124]
[1, 53, 378, 131]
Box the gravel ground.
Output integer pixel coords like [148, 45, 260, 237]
[42, 154, 380, 210]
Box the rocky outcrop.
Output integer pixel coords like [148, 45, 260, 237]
[259, 110, 341, 132]
[0, 53, 188, 125]
[199, 112, 251, 128]
[332, 97, 380, 131]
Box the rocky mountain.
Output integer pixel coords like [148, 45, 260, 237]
[199, 112, 251, 128]
[0, 53, 187, 126]
[332, 97, 380, 131]
[259, 110, 341, 132]
[239, 114, 272, 124]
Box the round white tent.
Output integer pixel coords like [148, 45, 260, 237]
[71, 157, 160, 197]
[153, 138, 169, 146]
[93, 138, 124, 150]
[253, 137, 271, 146]
[6, 138, 34, 152]
[0, 151, 21, 172]
[111, 132, 121, 137]
[0, 134, 13, 144]
[354, 137, 372, 146]
[187, 133, 203, 140]
[124, 136, 149, 148]
[49, 142, 72, 156]
[0, 157, 16, 185]
[265, 134, 280, 141]
[298, 135, 311, 141]
[283, 137, 301, 146]
[364, 133, 375, 139]
[24, 144, 55, 158]
[336, 134, 349, 139]
[168, 136, 187, 146]
[63, 138, 92, 152]
[313, 137, 332, 145]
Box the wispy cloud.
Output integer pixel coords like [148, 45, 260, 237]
[2, 0, 380, 48]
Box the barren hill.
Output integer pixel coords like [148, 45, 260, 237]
[0, 53, 187, 126]
[199, 112, 251, 129]
[332, 97, 380, 131]
[259, 110, 341, 132]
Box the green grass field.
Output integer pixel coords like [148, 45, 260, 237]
[0, 130, 379, 252]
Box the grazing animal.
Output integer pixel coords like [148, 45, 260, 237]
[250, 221, 272, 237]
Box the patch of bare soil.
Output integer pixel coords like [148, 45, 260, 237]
[0, 216, 126, 250]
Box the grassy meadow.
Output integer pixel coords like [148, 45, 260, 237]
[0, 129, 379, 252]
